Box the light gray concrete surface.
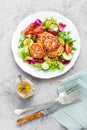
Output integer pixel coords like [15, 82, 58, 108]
[0, 0, 87, 129]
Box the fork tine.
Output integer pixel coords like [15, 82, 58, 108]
[64, 92, 80, 103]
[66, 85, 80, 94]
[64, 95, 80, 103]
[66, 89, 80, 95]
[64, 86, 81, 102]
[65, 92, 80, 99]
[67, 89, 80, 96]
[66, 85, 79, 93]
[67, 92, 80, 100]
[66, 94, 80, 101]
[67, 96, 80, 103]
[67, 90, 80, 98]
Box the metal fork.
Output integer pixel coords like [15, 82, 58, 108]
[15, 85, 80, 115]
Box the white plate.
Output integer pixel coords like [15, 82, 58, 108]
[11, 11, 80, 79]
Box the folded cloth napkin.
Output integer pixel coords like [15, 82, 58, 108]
[51, 70, 87, 130]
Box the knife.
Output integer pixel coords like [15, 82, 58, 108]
[17, 100, 80, 125]
[17, 102, 61, 125]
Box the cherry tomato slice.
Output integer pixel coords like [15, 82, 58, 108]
[31, 26, 44, 35]
[65, 43, 72, 54]
[24, 23, 34, 36]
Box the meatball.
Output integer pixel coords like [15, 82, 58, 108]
[47, 45, 64, 58]
[29, 43, 46, 59]
[37, 32, 60, 51]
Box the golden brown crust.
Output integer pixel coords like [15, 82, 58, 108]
[29, 43, 46, 59]
[37, 32, 60, 51]
[47, 45, 64, 58]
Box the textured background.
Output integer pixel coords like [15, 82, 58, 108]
[0, 0, 87, 129]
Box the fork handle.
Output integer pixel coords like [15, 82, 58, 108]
[17, 111, 44, 125]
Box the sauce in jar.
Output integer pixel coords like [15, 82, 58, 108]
[17, 78, 34, 99]
[17, 81, 31, 94]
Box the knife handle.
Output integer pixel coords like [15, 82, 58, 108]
[17, 111, 44, 125]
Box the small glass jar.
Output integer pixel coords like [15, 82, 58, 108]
[17, 78, 35, 99]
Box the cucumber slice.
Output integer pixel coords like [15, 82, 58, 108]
[42, 62, 49, 70]
[49, 24, 58, 32]
[62, 52, 73, 60]
[58, 62, 65, 70]
[57, 37, 65, 46]
[18, 46, 29, 56]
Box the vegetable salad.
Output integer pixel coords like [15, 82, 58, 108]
[18, 17, 76, 71]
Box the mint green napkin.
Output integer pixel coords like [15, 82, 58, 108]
[51, 70, 87, 130]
